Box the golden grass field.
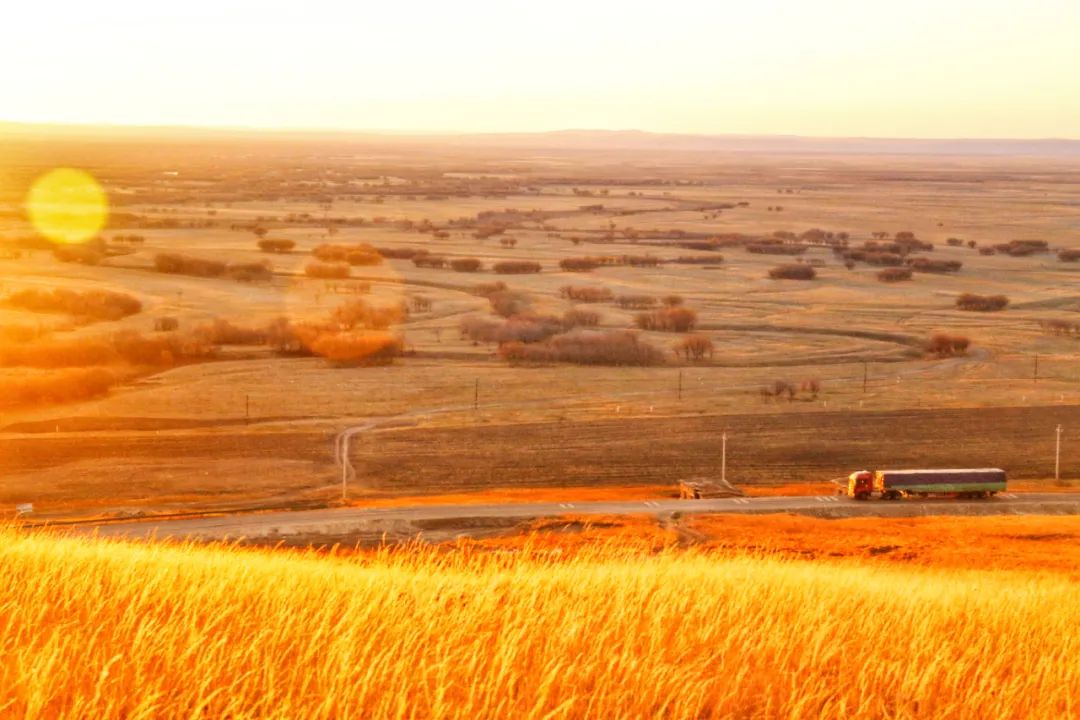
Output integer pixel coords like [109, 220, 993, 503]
[1, 524, 1077, 720]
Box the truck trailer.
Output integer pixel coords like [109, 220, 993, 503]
[845, 468, 1006, 500]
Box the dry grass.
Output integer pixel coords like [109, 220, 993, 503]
[0, 527, 1075, 718]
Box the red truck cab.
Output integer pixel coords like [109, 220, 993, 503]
[847, 470, 874, 500]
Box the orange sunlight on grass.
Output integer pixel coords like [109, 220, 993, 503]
[1, 527, 1076, 718]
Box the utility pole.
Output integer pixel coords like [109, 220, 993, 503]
[245, 394, 250, 424]
[862, 362, 868, 394]
[1056, 424, 1063, 484]
[474, 379, 479, 411]
[1034, 353, 1039, 384]
[721, 431, 728, 485]
[678, 370, 683, 401]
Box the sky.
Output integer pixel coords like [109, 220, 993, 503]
[3, 0, 1079, 138]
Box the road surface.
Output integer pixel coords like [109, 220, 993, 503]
[78, 492, 1080, 543]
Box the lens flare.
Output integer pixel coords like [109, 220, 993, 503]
[25, 168, 109, 245]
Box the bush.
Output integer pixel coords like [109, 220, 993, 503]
[459, 315, 561, 345]
[747, 243, 807, 255]
[4, 288, 142, 321]
[472, 281, 508, 297]
[313, 243, 382, 266]
[995, 240, 1048, 257]
[979, 247, 996, 256]
[662, 295, 684, 307]
[614, 294, 656, 309]
[331, 299, 407, 330]
[0, 368, 117, 408]
[228, 261, 273, 283]
[768, 264, 816, 280]
[450, 258, 484, 273]
[493, 260, 542, 274]
[377, 247, 424, 259]
[413, 255, 447, 269]
[488, 290, 532, 318]
[562, 309, 600, 329]
[956, 293, 1008, 312]
[53, 244, 102, 265]
[305, 262, 350, 279]
[925, 333, 971, 358]
[194, 319, 267, 346]
[498, 330, 664, 366]
[303, 330, 402, 366]
[907, 257, 962, 273]
[877, 267, 913, 283]
[1058, 249, 1080, 262]
[559, 257, 600, 272]
[257, 239, 295, 253]
[635, 307, 698, 332]
[946, 238, 964, 247]
[671, 255, 723, 265]
[674, 334, 714, 361]
[154, 254, 226, 278]
[559, 286, 613, 303]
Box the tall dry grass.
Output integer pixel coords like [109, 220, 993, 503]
[0, 529, 1074, 719]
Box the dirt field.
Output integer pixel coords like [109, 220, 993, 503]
[1, 133, 1079, 515]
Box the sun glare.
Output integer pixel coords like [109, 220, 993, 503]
[25, 168, 108, 245]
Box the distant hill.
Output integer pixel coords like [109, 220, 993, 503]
[2, 121, 1078, 156]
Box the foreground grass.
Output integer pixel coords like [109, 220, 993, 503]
[0, 530, 1076, 719]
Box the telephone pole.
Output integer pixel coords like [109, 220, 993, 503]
[474, 379, 479, 411]
[862, 362, 868, 394]
[1055, 424, 1063, 483]
[721, 431, 728, 484]
[678, 370, 683, 401]
[1034, 353, 1039, 384]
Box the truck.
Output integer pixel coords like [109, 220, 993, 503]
[845, 468, 1006, 500]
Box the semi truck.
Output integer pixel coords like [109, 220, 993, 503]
[845, 468, 1006, 500]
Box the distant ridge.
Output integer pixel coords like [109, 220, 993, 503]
[2, 121, 1078, 156]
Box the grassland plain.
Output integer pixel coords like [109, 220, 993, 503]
[0, 526, 1076, 719]
[2, 139, 1080, 515]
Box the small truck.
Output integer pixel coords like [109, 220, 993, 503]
[845, 468, 1006, 500]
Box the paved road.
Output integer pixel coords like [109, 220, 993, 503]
[80, 492, 1080, 542]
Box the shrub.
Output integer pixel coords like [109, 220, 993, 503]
[956, 293, 1009, 312]
[331, 299, 407, 330]
[413, 255, 447, 269]
[313, 243, 382, 266]
[472, 281, 508, 297]
[411, 296, 433, 313]
[305, 262, 351, 279]
[635, 307, 698, 332]
[154, 254, 226, 278]
[4, 288, 142, 321]
[559, 286, 613, 303]
[559, 257, 600, 272]
[154, 317, 179, 332]
[303, 330, 402, 366]
[907, 257, 962, 273]
[614, 294, 657, 310]
[979, 247, 996, 256]
[625, 255, 660, 268]
[1058, 249, 1080, 262]
[662, 295, 684, 307]
[459, 315, 561, 345]
[877, 267, 913, 283]
[925, 333, 971, 358]
[674, 334, 714, 361]
[377, 247, 424, 259]
[488, 290, 532, 318]
[499, 330, 664, 366]
[768, 264, 816, 280]
[562, 309, 600, 329]
[53, 244, 102, 265]
[946, 238, 964, 247]
[0, 368, 117, 408]
[228, 261, 273, 283]
[493, 260, 542, 274]
[450, 258, 484, 273]
[671, 255, 723, 265]
[257, 239, 295, 253]
[995, 240, 1048, 257]
[747, 243, 807, 255]
[194, 319, 267, 346]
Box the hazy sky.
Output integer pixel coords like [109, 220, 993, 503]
[4, 0, 1079, 138]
